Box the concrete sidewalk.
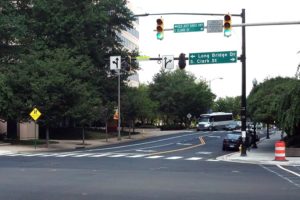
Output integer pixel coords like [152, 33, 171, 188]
[0, 129, 190, 153]
[217, 131, 300, 166]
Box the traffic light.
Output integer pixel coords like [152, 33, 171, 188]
[178, 53, 186, 70]
[223, 14, 232, 37]
[156, 18, 164, 40]
[125, 55, 131, 71]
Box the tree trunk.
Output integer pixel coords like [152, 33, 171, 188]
[82, 127, 85, 145]
[105, 120, 108, 142]
[266, 123, 270, 139]
[46, 127, 49, 148]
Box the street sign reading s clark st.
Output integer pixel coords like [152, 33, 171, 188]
[189, 51, 237, 65]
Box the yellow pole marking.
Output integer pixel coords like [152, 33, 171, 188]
[148, 136, 206, 156]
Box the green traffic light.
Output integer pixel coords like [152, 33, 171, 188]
[156, 32, 164, 40]
[224, 29, 231, 37]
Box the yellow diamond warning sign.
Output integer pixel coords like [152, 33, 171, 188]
[30, 108, 42, 121]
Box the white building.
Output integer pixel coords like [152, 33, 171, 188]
[120, 0, 140, 87]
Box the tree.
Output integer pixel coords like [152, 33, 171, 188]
[278, 80, 300, 137]
[122, 84, 158, 130]
[0, 0, 137, 132]
[149, 69, 215, 125]
[247, 77, 298, 138]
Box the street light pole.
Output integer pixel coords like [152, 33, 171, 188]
[118, 69, 121, 141]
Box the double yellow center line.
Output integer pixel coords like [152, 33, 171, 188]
[149, 136, 206, 156]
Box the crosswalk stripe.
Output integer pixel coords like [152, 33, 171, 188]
[165, 156, 182, 160]
[146, 155, 164, 159]
[127, 154, 147, 158]
[0, 152, 216, 162]
[5, 153, 21, 157]
[108, 154, 127, 158]
[186, 157, 203, 161]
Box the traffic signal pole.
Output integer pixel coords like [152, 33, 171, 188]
[240, 9, 247, 156]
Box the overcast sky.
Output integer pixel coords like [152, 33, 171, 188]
[129, 0, 300, 98]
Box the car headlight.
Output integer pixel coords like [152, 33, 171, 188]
[204, 124, 210, 127]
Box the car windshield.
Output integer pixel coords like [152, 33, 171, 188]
[226, 134, 241, 139]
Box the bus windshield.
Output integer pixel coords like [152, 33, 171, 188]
[199, 116, 210, 122]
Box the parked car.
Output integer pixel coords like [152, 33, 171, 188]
[222, 133, 242, 151]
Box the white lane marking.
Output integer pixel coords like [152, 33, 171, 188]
[186, 157, 203, 161]
[86, 132, 200, 152]
[38, 154, 60, 157]
[136, 143, 174, 150]
[22, 154, 42, 157]
[108, 154, 127, 158]
[146, 155, 164, 159]
[165, 156, 182, 160]
[4, 153, 22, 157]
[206, 159, 220, 162]
[88, 153, 112, 157]
[207, 136, 221, 138]
[196, 151, 212, 155]
[56, 153, 78, 157]
[71, 154, 93, 157]
[176, 143, 193, 146]
[127, 154, 147, 158]
[277, 165, 300, 178]
[261, 165, 300, 188]
[136, 149, 156, 153]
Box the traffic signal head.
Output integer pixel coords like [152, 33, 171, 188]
[156, 18, 164, 40]
[124, 55, 131, 72]
[223, 14, 232, 37]
[178, 53, 186, 70]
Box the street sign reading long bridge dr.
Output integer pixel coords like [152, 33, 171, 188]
[189, 51, 237, 65]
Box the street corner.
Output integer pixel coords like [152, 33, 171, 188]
[0, 150, 12, 154]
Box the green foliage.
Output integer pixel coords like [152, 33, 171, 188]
[247, 77, 299, 136]
[213, 96, 241, 119]
[149, 69, 215, 125]
[122, 84, 158, 124]
[6, 47, 101, 126]
[278, 80, 300, 136]
[0, 0, 136, 130]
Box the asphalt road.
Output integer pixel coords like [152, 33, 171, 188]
[0, 130, 299, 200]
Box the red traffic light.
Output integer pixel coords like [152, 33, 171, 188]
[224, 14, 231, 21]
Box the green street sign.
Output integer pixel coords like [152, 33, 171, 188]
[174, 23, 204, 33]
[189, 51, 237, 65]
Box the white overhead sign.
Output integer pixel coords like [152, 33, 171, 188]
[207, 20, 223, 33]
[162, 55, 174, 69]
[110, 56, 121, 70]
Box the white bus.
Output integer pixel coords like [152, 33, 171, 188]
[197, 112, 234, 131]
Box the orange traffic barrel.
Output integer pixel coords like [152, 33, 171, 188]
[275, 141, 286, 161]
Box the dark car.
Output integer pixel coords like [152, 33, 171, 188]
[222, 133, 242, 151]
[224, 121, 240, 131]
